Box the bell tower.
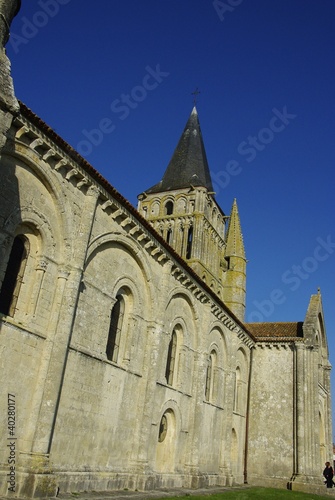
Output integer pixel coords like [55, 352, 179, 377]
[137, 107, 246, 320]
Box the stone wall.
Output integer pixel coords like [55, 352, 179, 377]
[0, 109, 253, 496]
[0, 0, 21, 148]
[247, 343, 295, 488]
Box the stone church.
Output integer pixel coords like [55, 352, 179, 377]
[0, 1, 333, 497]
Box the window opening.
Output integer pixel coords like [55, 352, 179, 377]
[234, 366, 241, 412]
[106, 294, 125, 362]
[165, 330, 177, 385]
[166, 228, 172, 245]
[205, 355, 212, 401]
[165, 201, 173, 215]
[158, 414, 168, 442]
[205, 350, 217, 402]
[186, 226, 193, 259]
[0, 235, 29, 316]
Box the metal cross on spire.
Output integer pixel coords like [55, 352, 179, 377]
[191, 87, 201, 105]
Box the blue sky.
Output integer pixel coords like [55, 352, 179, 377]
[7, 0, 335, 437]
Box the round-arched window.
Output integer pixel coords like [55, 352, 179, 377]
[158, 414, 168, 442]
[165, 201, 174, 215]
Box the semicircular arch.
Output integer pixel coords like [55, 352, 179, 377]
[2, 149, 71, 261]
[155, 399, 183, 432]
[207, 325, 229, 368]
[85, 232, 154, 313]
[235, 346, 249, 381]
[164, 288, 198, 349]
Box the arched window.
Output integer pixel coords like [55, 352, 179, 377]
[106, 294, 125, 362]
[0, 235, 29, 317]
[165, 201, 174, 215]
[158, 413, 168, 442]
[186, 226, 193, 259]
[180, 226, 184, 256]
[150, 201, 160, 217]
[176, 197, 186, 214]
[165, 329, 177, 385]
[155, 409, 177, 472]
[205, 355, 212, 401]
[166, 228, 172, 245]
[205, 350, 217, 402]
[234, 349, 248, 415]
[234, 366, 241, 412]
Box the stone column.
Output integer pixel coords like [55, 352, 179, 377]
[324, 363, 333, 462]
[309, 345, 321, 476]
[191, 213, 202, 261]
[30, 259, 48, 316]
[294, 342, 306, 476]
[128, 260, 173, 473]
[30, 185, 100, 455]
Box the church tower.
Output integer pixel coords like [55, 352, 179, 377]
[137, 107, 246, 320]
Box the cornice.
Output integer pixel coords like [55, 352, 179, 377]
[255, 338, 304, 349]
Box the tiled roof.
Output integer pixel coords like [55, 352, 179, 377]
[246, 322, 303, 341]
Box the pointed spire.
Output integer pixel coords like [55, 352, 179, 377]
[145, 107, 214, 194]
[225, 199, 246, 258]
[223, 199, 246, 321]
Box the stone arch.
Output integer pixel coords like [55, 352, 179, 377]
[209, 322, 231, 362]
[162, 195, 175, 209]
[155, 400, 182, 473]
[84, 236, 151, 300]
[217, 213, 223, 235]
[0, 234, 29, 316]
[205, 347, 218, 403]
[0, 214, 54, 324]
[236, 347, 248, 380]
[175, 195, 187, 214]
[163, 289, 198, 392]
[231, 428, 239, 476]
[164, 200, 174, 215]
[149, 198, 160, 217]
[212, 206, 217, 225]
[165, 288, 199, 339]
[164, 324, 180, 386]
[106, 284, 134, 364]
[234, 347, 248, 415]
[85, 232, 153, 313]
[4, 207, 56, 260]
[110, 275, 141, 313]
[2, 149, 70, 262]
[74, 234, 153, 365]
[206, 326, 229, 406]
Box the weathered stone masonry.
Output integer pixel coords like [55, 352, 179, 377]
[0, 1, 332, 497]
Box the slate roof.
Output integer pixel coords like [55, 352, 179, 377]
[246, 322, 304, 342]
[145, 107, 214, 194]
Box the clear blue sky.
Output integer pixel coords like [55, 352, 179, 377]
[7, 0, 335, 438]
